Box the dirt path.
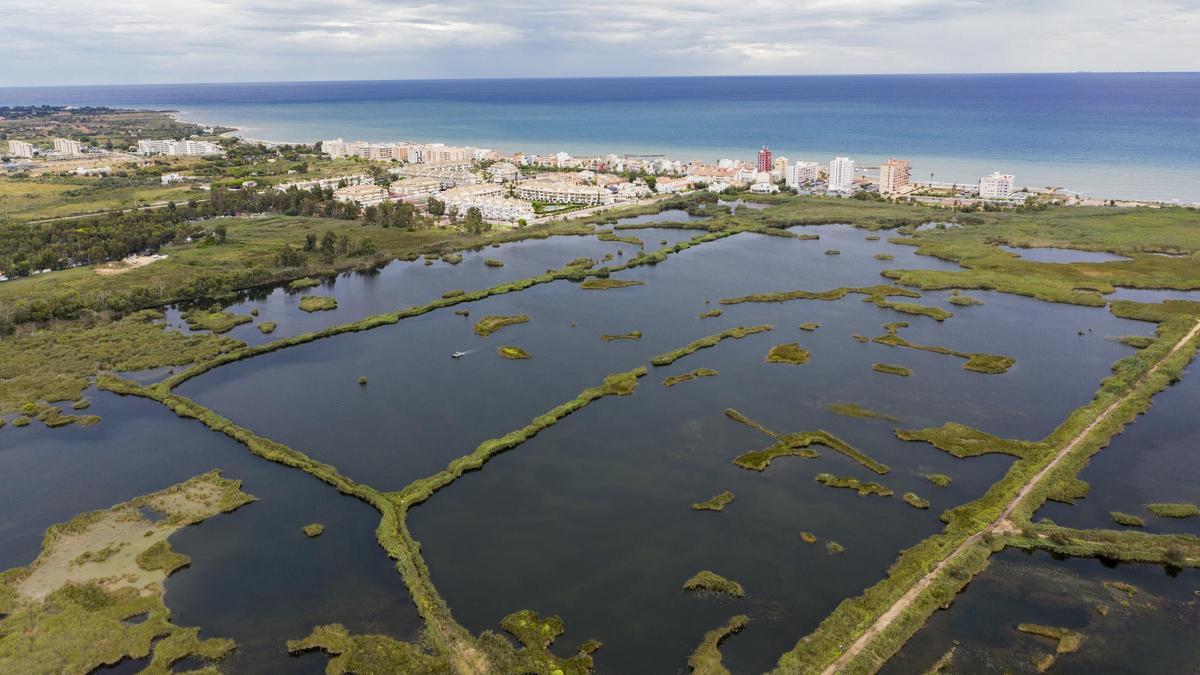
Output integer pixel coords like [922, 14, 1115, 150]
[821, 318, 1200, 675]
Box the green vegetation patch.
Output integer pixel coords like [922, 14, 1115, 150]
[497, 346, 532, 360]
[0, 309, 240, 419]
[766, 343, 810, 365]
[180, 307, 253, 333]
[874, 254, 895, 261]
[303, 523, 325, 537]
[827, 402, 900, 423]
[798, 322, 820, 331]
[135, 540, 190, 575]
[924, 473, 953, 489]
[683, 570, 745, 598]
[896, 421, 1041, 459]
[726, 408, 889, 474]
[298, 296, 337, 312]
[1110, 511, 1145, 527]
[948, 294, 984, 306]
[699, 308, 724, 319]
[692, 491, 735, 512]
[826, 541, 846, 554]
[687, 614, 749, 675]
[800, 532, 818, 544]
[601, 331, 642, 341]
[473, 314, 531, 337]
[873, 363, 912, 377]
[483, 257, 505, 267]
[257, 321, 277, 334]
[652, 325, 773, 366]
[441, 288, 465, 299]
[663, 368, 719, 387]
[1146, 502, 1200, 518]
[288, 277, 322, 290]
[579, 278, 645, 290]
[902, 492, 930, 509]
[1116, 335, 1155, 349]
[1016, 624, 1085, 654]
[815, 473, 894, 497]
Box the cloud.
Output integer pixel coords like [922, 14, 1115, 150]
[1, 0, 1196, 85]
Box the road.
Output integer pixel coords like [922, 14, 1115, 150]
[820, 318, 1200, 675]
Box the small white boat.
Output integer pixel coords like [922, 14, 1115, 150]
[451, 351, 467, 359]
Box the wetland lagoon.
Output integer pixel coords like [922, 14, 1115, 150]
[4, 200, 1200, 674]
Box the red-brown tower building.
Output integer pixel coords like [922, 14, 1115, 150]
[757, 146, 773, 172]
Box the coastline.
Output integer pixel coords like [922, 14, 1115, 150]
[158, 108, 1200, 207]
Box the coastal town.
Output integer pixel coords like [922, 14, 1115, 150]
[3, 122, 1160, 234]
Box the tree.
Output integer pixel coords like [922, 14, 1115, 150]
[427, 197, 445, 217]
[644, 176, 657, 192]
[213, 223, 227, 243]
[464, 207, 485, 235]
[319, 231, 337, 262]
[304, 233, 317, 251]
[275, 244, 305, 267]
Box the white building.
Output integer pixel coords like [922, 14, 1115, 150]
[441, 185, 532, 223]
[161, 173, 184, 184]
[486, 162, 520, 183]
[275, 174, 374, 192]
[389, 177, 444, 199]
[978, 172, 1015, 199]
[334, 184, 389, 207]
[786, 161, 820, 188]
[7, 140, 34, 158]
[75, 166, 111, 176]
[137, 139, 224, 156]
[828, 157, 855, 193]
[515, 179, 615, 206]
[749, 182, 780, 194]
[53, 138, 85, 156]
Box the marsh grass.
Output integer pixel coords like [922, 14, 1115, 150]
[303, 523, 325, 537]
[798, 323, 820, 331]
[873, 363, 912, 377]
[1145, 503, 1199, 518]
[692, 491, 735, 512]
[288, 277, 321, 290]
[683, 571, 744, 598]
[924, 473, 953, 489]
[1110, 512, 1144, 527]
[473, 314, 531, 337]
[815, 473, 894, 497]
[483, 258, 504, 267]
[902, 492, 930, 509]
[699, 309, 723, 319]
[601, 331, 642, 341]
[663, 368, 719, 387]
[257, 321, 277, 334]
[827, 403, 900, 423]
[180, 308, 252, 333]
[497, 346, 531, 360]
[651, 325, 772, 366]
[298, 296, 337, 312]
[579, 278, 645, 290]
[687, 614, 748, 675]
[765, 343, 810, 365]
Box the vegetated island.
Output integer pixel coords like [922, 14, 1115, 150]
[873, 321, 1015, 374]
[580, 278, 645, 290]
[663, 368, 719, 387]
[0, 471, 253, 673]
[692, 491, 735, 512]
[873, 363, 912, 377]
[497, 345, 531, 360]
[815, 472, 895, 497]
[303, 523, 325, 537]
[683, 570, 745, 598]
[299, 296, 337, 312]
[686, 614, 749, 675]
[827, 402, 900, 423]
[651, 325, 773, 366]
[766, 342, 810, 365]
[601, 331, 642, 341]
[473, 314, 531, 337]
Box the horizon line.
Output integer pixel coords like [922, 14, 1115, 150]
[2, 70, 1199, 90]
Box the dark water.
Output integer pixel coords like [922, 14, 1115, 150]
[883, 549, 1200, 674]
[4, 74, 1199, 201]
[0, 390, 421, 673]
[3, 214, 1190, 673]
[998, 245, 1131, 264]
[170, 221, 1152, 671]
[1038, 362, 1200, 536]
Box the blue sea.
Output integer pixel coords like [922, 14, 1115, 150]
[2, 74, 1198, 202]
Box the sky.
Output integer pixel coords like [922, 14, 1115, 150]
[3, 0, 1199, 86]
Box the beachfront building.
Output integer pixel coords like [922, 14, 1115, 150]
[773, 157, 788, 179]
[978, 171, 1015, 198]
[749, 181, 780, 194]
[275, 174, 373, 192]
[879, 158, 912, 195]
[334, 184, 389, 207]
[655, 177, 692, 194]
[53, 138, 85, 156]
[7, 140, 34, 158]
[137, 139, 224, 156]
[389, 177, 444, 199]
[515, 179, 615, 206]
[828, 157, 855, 193]
[390, 162, 479, 188]
[786, 161, 820, 188]
[757, 147, 773, 172]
